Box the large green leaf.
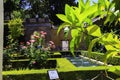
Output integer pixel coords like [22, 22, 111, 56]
[73, 32, 84, 48]
[87, 25, 102, 37]
[104, 50, 117, 63]
[73, 7, 80, 23]
[70, 38, 76, 57]
[88, 38, 99, 56]
[57, 23, 70, 35]
[70, 7, 76, 23]
[56, 14, 72, 24]
[101, 33, 114, 43]
[78, 4, 98, 23]
[78, 0, 85, 13]
[108, 66, 120, 76]
[84, 18, 93, 25]
[84, 0, 90, 9]
[104, 12, 116, 26]
[65, 4, 75, 23]
[74, 7, 80, 14]
[100, 33, 119, 47]
[105, 0, 110, 9]
[70, 28, 83, 49]
[105, 45, 116, 51]
[71, 29, 79, 38]
[98, 0, 105, 7]
[65, 4, 71, 16]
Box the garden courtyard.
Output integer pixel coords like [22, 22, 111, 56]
[2, 0, 120, 80]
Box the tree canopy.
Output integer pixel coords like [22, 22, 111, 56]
[4, 0, 76, 24]
[49, 0, 76, 24]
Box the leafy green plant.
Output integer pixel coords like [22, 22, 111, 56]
[8, 18, 24, 43]
[3, 18, 24, 63]
[87, 0, 120, 76]
[21, 31, 55, 69]
[56, 0, 101, 56]
[56, 0, 120, 76]
[11, 11, 23, 19]
[88, 32, 120, 63]
[87, 0, 120, 63]
[57, 0, 120, 62]
[3, 30, 56, 69]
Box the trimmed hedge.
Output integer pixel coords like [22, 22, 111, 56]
[49, 52, 62, 58]
[60, 51, 81, 56]
[3, 58, 120, 80]
[3, 70, 119, 80]
[3, 59, 57, 71]
[3, 52, 62, 70]
[3, 51, 120, 80]
[107, 56, 120, 65]
[81, 51, 120, 65]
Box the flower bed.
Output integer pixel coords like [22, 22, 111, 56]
[3, 31, 56, 71]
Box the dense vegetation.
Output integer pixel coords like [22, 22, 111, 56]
[4, 0, 76, 24]
[3, 0, 120, 80]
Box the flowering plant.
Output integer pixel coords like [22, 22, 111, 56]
[3, 30, 55, 69]
[20, 31, 55, 68]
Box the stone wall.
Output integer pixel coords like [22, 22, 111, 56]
[24, 18, 87, 51]
[24, 18, 52, 42]
[24, 18, 68, 50]
[50, 27, 72, 50]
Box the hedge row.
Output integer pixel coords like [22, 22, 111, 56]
[81, 51, 120, 65]
[3, 70, 118, 80]
[3, 58, 120, 80]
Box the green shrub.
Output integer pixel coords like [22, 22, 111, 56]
[49, 52, 61, 58]
[3, 58, 120, 80]
[3, 70, 119, 80]
[8, 18, 23, 43]
[81, 51, 120, 65]
[5, 59, 56, 70]
[107, 56, 120, 65]
[3, 73, 47, 80]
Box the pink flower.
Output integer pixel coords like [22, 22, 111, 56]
[50, 44, 56, 49]
[40, 31, 44, 34]
[34, 35, 39, 39]
[29, 40, 36, 43]
[40, 31, 47, 38]
[32, 61, 36, 64]
[49, 41, 54, 45]
[40, 31, 47, 35]
[43, 32, 47, 35]
[26, 41, 31, 45]
[21, 46, 27, 49]
[41, 34, 45, 38]
[49, 41, 55, 49]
